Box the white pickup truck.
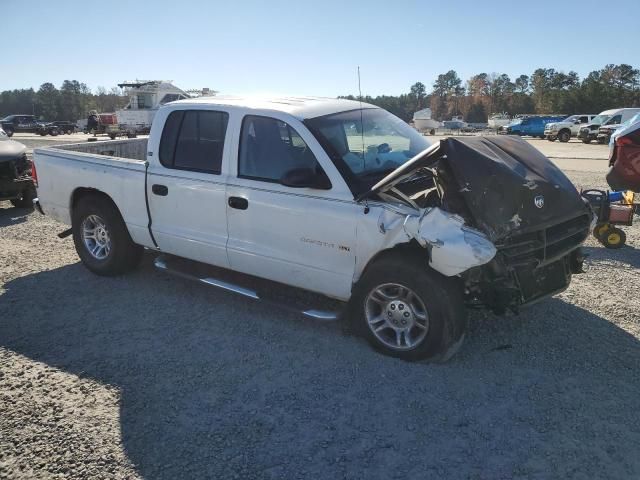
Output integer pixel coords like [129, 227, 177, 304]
[543, 114, 595, 142]
[33, 96, 591, 362]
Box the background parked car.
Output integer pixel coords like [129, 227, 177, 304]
[501, 115, 566, 138]
[0, 115, 60, 137]
[578, 108, 640, 143]
[607, 114, 640, 192]
[544, 114, 595, 142]
[0, 126, 36, 208]
[52, 121, 77, 134]
[596, 108, 640, 144]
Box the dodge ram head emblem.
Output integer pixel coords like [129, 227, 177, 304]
[534, 195, 545, 209]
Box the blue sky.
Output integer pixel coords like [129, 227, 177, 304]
[3, 0, 639, 96]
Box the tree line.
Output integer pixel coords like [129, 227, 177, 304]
[1, 64, 638, 124]
[340, 64, 640, 123]
[0, 81, 127, 121]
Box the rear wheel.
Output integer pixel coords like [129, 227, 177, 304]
[352, 255, 467, 362]
[582, 137, 591, 144]
[4, 127, 13, 137]
[72, 196, 143, 275]
[558, 130, 571, 143]
[600, 227, 626, 249]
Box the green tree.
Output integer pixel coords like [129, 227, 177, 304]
[36, 83, 59, 120]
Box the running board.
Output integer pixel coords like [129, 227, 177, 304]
[153, 256, 340, 321]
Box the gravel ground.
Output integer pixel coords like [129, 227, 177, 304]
[1, 142, 640, 478]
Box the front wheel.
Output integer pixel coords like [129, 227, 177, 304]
[558, 131, 571, 143]
[582, 138, 591, 144]
[72, 196, 143, 276]
[352, 255, 467, 362]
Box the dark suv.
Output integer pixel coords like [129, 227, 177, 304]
[0, 115, 60, 137]
[0, 128, 36, 208]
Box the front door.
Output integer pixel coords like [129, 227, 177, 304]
[147, 108, 232, 268]
[225, 114, 359, 300]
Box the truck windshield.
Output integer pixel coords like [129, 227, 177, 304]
[591, 114, 611, 125]
[562, 115, 578, 122]
[305, 109, 431, 178]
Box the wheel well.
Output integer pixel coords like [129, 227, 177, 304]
[70, 188, 123, 221]
[355, 240, 428, 286]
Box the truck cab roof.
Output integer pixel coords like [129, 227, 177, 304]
[168, 95, 378, 120]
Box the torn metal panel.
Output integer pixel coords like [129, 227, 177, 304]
[403, 207, 497, 276]
[354, 204, 496, 281]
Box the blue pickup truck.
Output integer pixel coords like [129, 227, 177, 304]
[501, 116, 567, 138]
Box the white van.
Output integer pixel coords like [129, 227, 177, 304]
[596, 108, 640, 143]
[578, 108, 640, 143]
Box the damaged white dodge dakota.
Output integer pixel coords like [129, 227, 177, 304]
[33, 96, 591, 361]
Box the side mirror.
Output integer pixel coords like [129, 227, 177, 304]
[280, 168, 331, 190]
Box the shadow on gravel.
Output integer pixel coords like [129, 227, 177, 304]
[583, 244, 640, 269]
[1, 258, 640, 479]
[0, 205, 32, 227]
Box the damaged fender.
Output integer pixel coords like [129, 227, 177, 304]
[402, 207, 497, 276]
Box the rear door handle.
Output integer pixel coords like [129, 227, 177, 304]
[152, 184, 168, 196]
[228, 196, 248, 210]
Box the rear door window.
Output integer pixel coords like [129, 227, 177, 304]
[159, 110, 228, 174]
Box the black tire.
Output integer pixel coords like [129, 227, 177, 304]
[593, 223, 609, 241]
[5, 128, 13, 137]
[39, 131, 47, 136]
[558, 130, 571, 143]
[351, 254, 467, 362]
[50, 129, 59, 137]
[601, 227, 626, 249]
[9, 185, 36, 209]
[109, 133, 117, 140]
[597, 137, 605, 144]
[582, 138, 591, 144]
[547, 136, 555, 142]
[72, 196, 143, 276]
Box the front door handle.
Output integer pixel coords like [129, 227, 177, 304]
[228, 196, 248, 210]
[152, 184, 168, 196]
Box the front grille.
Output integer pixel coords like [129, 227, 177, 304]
[0, 154, 29, 180]
[0, 159, 17, 180]
[497, 214, 590, 267]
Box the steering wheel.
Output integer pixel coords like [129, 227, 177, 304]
[377, 143, 392, 154]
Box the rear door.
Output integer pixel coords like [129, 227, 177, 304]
[146, 107, 232, 268]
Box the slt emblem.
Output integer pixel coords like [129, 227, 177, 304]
[534, 195, 545, 209]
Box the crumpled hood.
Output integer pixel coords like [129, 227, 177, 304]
[441, 136, 589, 240]
[0, 140, 27, 163]
[369, 136, 589, 242]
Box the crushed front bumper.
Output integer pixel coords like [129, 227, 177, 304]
[463, 213, 590, 313]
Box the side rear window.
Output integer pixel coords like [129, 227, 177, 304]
[159, 110, 228, 174]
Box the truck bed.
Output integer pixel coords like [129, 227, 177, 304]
[33, 138, 154, 248]
[52, 138, 148, 161]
